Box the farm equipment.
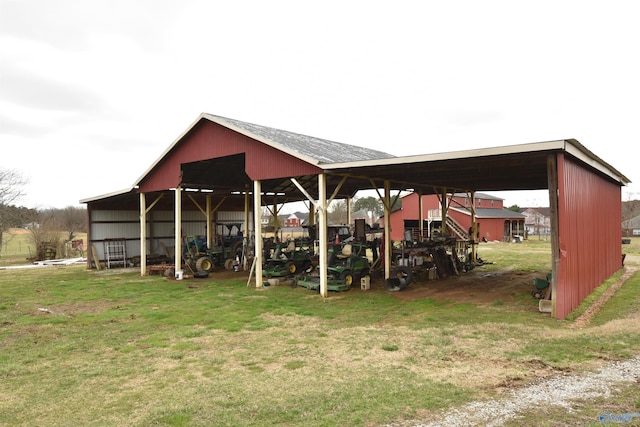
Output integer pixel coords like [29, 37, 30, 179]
[531, 273, 552, 299]
[219, 223, 245, 261]
[295, 242, 371, 291]
[263, 240, 312, 278]
[385, 265, 413, 291]
[183, 235, 233, 275]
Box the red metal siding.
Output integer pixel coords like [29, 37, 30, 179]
[139, 120, 322, 193]
[477, 217, 505, 242]
[555, 154, 622, 319]
[390, 194, 420, 241]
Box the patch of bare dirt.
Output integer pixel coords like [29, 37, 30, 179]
[570, 266, 638, 328]
[33, 301, 124, 317]
[178, 264, 547, 307]
[388, 268, 545, 304]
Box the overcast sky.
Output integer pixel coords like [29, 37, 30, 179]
[1, 0, 638, 210]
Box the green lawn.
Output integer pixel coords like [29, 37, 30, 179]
[0, 231, 36, 265]
[0, 230, 87, 266]
[1, 238, 639, 426]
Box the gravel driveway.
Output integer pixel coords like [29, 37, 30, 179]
[386, 354, 640, 427]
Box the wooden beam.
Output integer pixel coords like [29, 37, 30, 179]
[145, 193, 164, 214]
[174, 186, 182, 273]
[253, 180, 263, 287]
[383, 180, 391, 280]
[291, 177, 318, 209]
[318, 173, 328, 297]
[187, 193, 206, 216]
[140, 192, 147, 276]
[418, 190, 423, 242]
[243, 187, 250, 269]
[548, 154, 560, 318]
[206, 195, 212, 249]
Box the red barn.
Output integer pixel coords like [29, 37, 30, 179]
[390, 192, 525, 242]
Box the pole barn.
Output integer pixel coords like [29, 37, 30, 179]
[81, 113, 630, 319]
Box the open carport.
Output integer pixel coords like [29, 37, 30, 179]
[82, 113, 630, 319]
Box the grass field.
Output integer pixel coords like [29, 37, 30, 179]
[1, 238, 639, 426]
[0, 229, 37, 265]
[0, 229, 87, 266]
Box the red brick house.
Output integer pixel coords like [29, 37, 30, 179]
[390, 192, 526, 242]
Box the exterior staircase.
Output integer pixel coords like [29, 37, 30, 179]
[446, 217, 469, 241]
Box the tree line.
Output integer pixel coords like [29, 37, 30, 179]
[1, 168, 87, 260]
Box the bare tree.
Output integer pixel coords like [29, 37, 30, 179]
[26, 210, 64, 261]
[0, 168, 28, 255]
[58, 206, 87, 242]
[328, 199, 349, 224]
[260, 206, 280, 233]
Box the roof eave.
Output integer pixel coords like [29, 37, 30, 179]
[80, 187, 135, 204]
[323, 138, 631, 186]
[322, 140, 571, 170]
[564, 139, 631, 185]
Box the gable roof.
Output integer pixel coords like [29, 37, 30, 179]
[522, 207, 552, 217]
[83, 113, 630, 211]
[203, 114, 393, 165]
[134, 113, 394, 188]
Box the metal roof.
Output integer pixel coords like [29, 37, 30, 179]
[454, 192, 504, 201]
[202, 114, 394, 164]
[322, 139, 630, 195]
[85, 113, 630, 207]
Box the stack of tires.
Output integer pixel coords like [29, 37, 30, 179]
[385, 266, 413, 291]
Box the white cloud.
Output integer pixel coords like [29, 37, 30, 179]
[1, 0, 638, 208]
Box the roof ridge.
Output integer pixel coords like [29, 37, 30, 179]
[204, 113, 394, 165]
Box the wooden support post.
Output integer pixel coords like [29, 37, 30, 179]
[470, 191, 477, 263]
[441, 187, 448, 236]
[140, 192, 147, 276]
[244, 187, 250, 270]
[174, 186, 182, 272]
[206, 195, 212, 249]
[253, 180, 263, 287]
[418, 191, 423, 242]
[383, 180, 391, 280]
[318, 173, 328, 296]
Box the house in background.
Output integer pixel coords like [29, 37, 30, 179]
[521, 207, 551, 236]
[623, 214, 640, 237]
[284, 213, 303, 227]
[390, 192, 526, 242]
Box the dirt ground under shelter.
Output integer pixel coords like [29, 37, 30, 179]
[385, 268, 546, 304]
[188, 264, 547, 307]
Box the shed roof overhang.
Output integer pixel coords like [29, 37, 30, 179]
[320, 138, 630, 197]
[178, 140, 630, 204]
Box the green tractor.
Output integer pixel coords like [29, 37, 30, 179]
[263, 240, 313, 278]
[295, 241, 371, 291]
[183, 235, 233, 276]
